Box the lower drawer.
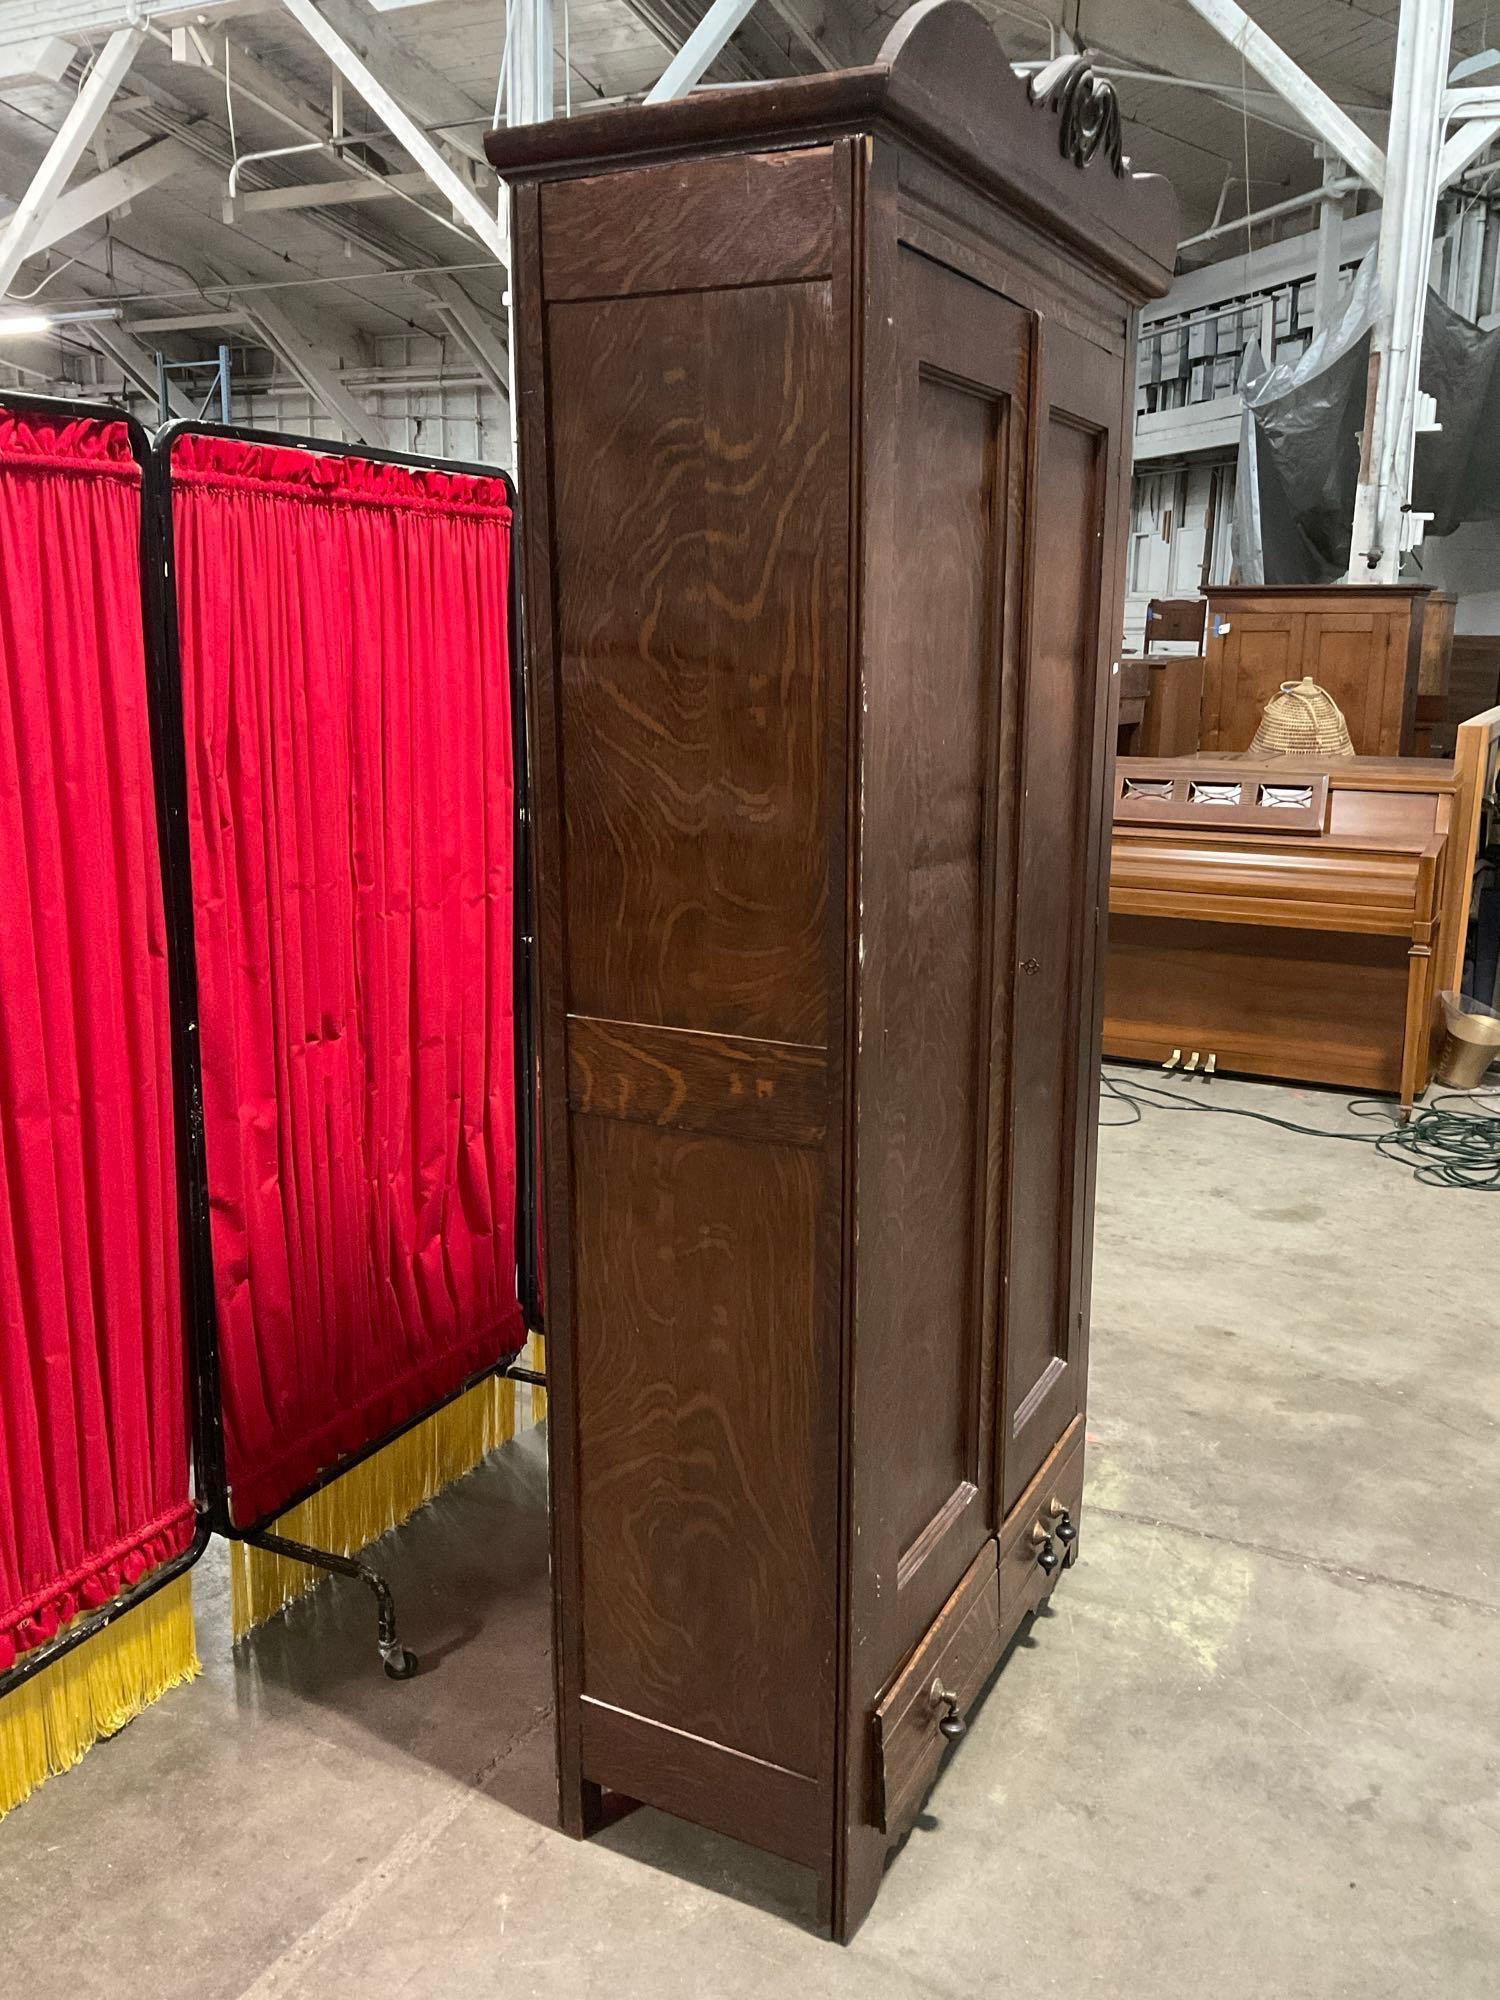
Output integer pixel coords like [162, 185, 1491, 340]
[999, 1418, 1085, 1638]
[871, 1541, 1000, 1837]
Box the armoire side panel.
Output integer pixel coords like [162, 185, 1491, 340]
[535, 139, 852, 1848]
[548, 281, 837, 1044]
[1004, 412, 1106, 1512]
[570, 1115, 827, 1774]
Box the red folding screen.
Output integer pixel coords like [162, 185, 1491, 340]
[167, 433, 524, 1528]
[0, 409, 195, 1675]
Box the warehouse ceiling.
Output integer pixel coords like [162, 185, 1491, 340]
[0, 0, 1496, 410]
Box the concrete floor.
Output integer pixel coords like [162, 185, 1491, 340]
[2, 1073, 1498, 1998]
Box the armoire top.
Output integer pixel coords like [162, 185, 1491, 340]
[484, 0, 1180, 301]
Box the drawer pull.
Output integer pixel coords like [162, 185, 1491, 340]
[1054, 1510, 1076, 1547]
[928, 1678, 967, 1741]
[1030, 1517, 1060, 1574]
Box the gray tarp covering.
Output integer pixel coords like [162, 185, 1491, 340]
[1233, 255, 1500, 583]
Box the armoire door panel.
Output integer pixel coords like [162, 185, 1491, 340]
[570, 1112, 832, 1779]
[1004, 410, 1105, 1513]
[869, 247, 1026, 1649]
[547, 280, 840, 1045]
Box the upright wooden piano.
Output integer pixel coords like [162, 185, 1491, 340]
[1104, 756, 1458, 1108]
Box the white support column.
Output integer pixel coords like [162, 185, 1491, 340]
[1349, 0, 1453, 581]
[508, 0, 554, 126]
[502, 0, 555, 473]
[1312, 146, 1350, 333]
[0, 26, 144, 295]
[277, 0, 508, 264]
[1183, 0, 1387, 193]
[247, 294, 385, 445]
[645, 0, 762, 102]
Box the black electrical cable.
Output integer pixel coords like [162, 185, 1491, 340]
[1098, 1066, 1500, 1191]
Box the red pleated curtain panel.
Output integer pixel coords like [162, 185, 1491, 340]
[167, 434, 527, 1635]
[0, 407, 198, 1815]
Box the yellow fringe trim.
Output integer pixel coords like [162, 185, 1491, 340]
[230, 1338, 548, 1642]
[0, 1574, 200, 1820]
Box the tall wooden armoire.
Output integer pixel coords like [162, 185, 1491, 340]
[487, 0, 1177, 1941]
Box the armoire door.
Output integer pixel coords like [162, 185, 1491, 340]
[1001, 316, 1124, 1516]
[859, 244, 1030, 1670]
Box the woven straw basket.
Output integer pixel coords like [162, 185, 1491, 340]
[1248, 677, 1355, 759]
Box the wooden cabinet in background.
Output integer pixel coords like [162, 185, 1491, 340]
[487, 0, 1177, 1943]
[1201, 584, 1454, 756]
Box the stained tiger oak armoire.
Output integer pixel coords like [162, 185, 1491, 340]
[486, 0, 1177, 1940]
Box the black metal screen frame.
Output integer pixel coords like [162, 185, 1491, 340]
[149, 419, 540, 1541]
[0, 391, 212, 1700]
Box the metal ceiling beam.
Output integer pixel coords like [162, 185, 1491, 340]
[418, 272, 508, 400]
[1180, 0, 1387, 194]
[85, 318, 196, 415]
[1438, 115, 1500, 188]
[222, 168, 434, 219]
[646, 0, 764, 100]
[315, 0, 493, 159]
[617, 0, 794, 86]
[0, 26, 145, 294]
[245, 290, 386, 442]
[24, 136, 195, 253]
[0, 34, 73, 84]
[127, 307, 252, 333]
[276, 0, 507, 263]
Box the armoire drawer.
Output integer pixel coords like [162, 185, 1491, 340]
[999, 1419, 1085, 1635]
[871, 1542, 1001, 1836]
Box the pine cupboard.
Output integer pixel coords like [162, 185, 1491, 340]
[486, 0, 1178, 1940]
[1200, 584, 1456, 756]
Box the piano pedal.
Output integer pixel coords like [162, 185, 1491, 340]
[1203, 1053, 1217, 1082]
[1183, 1051, 1200, 1075]
[1162, 1047, 1182, 1073]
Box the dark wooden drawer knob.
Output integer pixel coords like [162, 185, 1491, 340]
[928, 1678, 966, 1740]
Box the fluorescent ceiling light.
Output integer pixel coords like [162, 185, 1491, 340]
[0, 305, 121, 338]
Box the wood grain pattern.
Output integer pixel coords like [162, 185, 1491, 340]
[539, 148, 835, 299]
[1104, 916, 1415, 1092]
[579, 1696, 826, 1866]
[570, 1115, 832, 1778]
[548, 280, 838, 1044]
[567, 1014, 827, 1146]
[504, 3, 1172, 1940]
